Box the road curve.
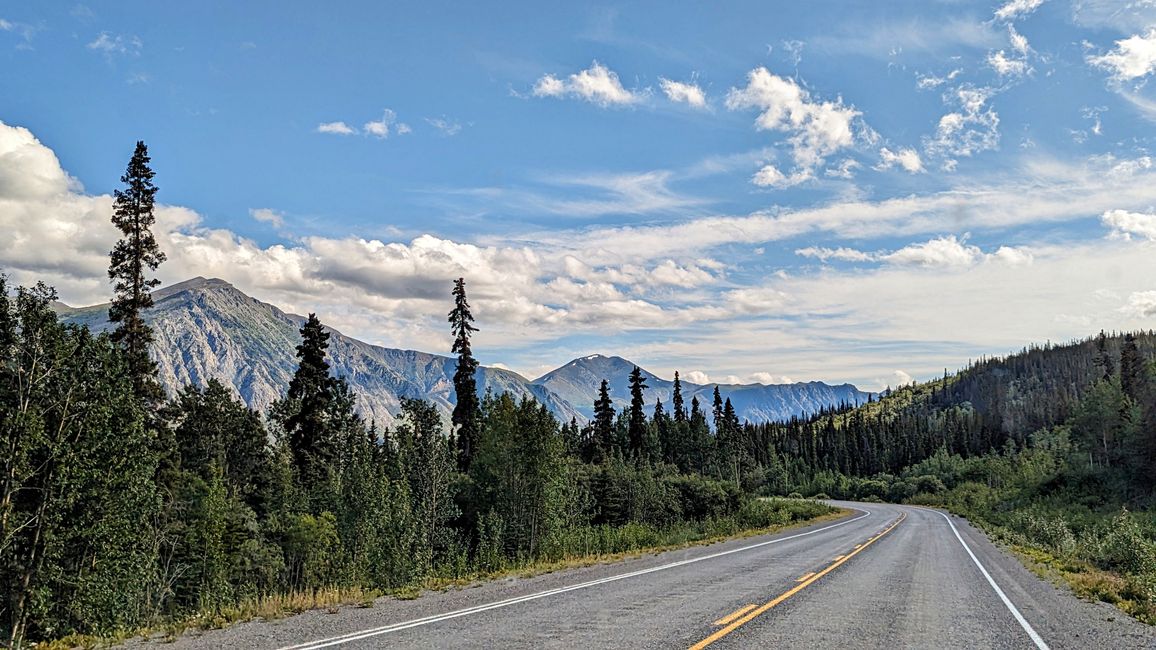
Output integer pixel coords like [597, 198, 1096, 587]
[142, 503, 1156, 650]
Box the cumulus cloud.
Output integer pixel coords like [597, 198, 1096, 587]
[994, 0, 1045, 21]
[751, 163, 812, 188]
[684, 370, 711, 384]
[1102, 209, 1156, 240]
[533, 61, 640, 107]
[1087, 28, 1156, 84]
[660, 78, 707, 108]
[988, 50, 1029, 77]
[317, 121, 356, 135]
[877, 147, 924, 173]
[364, 109, 409, 138]
[882, 236, 982, 268]
[726, 67, 863, 179]
[1122, 291, 1156, 318]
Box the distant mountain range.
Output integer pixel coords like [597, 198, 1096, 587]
[533, 354, 871, 423]
[56, 277, 871, 427]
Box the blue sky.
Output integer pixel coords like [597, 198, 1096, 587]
[3, 0, 1156, 390]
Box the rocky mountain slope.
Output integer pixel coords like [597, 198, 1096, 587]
[532, 354, 871, 424]
[58, 278, 870, 428]
[57, 277, 582, 427]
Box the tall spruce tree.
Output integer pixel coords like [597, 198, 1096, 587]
[672, 371, 686, 423]
[593, 379, 615, 458]
[284, 314, 342, 486]
[108, 141, 166, 399]
[627, 366, 648, 457]
[449, 278, 481, 471]
[1120, 333, 1145, 404]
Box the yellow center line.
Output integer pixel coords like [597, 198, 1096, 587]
[795, 572, 816, 582]
[712, 604, 758, 626]
[833, 555, 845, 561]
[688, 512, 907, 650]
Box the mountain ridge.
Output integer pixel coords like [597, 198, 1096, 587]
[56, 278, 871, 427]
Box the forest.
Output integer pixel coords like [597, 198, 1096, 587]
[5, 143, 1156, 645]
[0, 144, 832, 646]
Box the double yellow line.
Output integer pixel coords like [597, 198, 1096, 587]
[690, 511, 907, 649]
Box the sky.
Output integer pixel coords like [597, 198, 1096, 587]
[3, 1, 1156, 390]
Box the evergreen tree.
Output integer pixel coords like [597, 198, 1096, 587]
[108, 141, 166, 400]
[593, 379, 615, 459]
[1095, 330, 1114, 381]
[449, 278, 481, 471]
[281, 314, 344, 488]
[672, 371, 686, 423]
[712, 386, 724, 432]
[627, 366, 649, 457]
[1120, 333, 1146, 404]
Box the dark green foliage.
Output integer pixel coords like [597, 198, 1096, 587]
[627, 366, 648, 458]
[0, 280, 159, 645]
[277, 314, 353, 493]
[592, 379, 615, 461]
[108, 141, 166, 400]
[449, 278, 480, 471]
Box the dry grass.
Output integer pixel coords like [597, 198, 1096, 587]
[42, 508, 850, 647]
[1010, 543, 1156, 624]
[392, 508, 852, 599]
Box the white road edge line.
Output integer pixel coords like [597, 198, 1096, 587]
[276, 507, 875, 650]
[930, 508, 1051, 650]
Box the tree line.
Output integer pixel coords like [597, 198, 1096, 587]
[0, 144, 828, 645]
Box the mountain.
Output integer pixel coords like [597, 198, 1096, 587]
[57, 277, 583, 427]
[532, 354, 872, 424]
[57, 278, 870, 428]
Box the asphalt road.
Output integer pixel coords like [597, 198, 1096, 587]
[146, 502, 1156, 649]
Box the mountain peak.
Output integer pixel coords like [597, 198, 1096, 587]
[154, 277, 237, 300]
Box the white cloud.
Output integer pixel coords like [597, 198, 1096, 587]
[1102, 208, 1156, 240]
[532, 61, 640, 107]
[877, 147, 924, 173]
[891, 370, 914, 386]
[1009, 25, 1030, 56]
[797, 238, 1031, 269]
[684, 370, 711, 384]
[250, 208, 285, 229]
[1087, 28, 1156, 83]
[87, 32, 141, 57]
[795, 246, 876, 263]
[882, 236, 982, 268]
[924, 86, 1000, 163]
[317, 121, 356, 135]
[0, 19, 11, 31]
[660, 78, 707, 108]
[917, 68, 963, 90]
[994, 0, 1045, 21]
[751, 163, 812, 188]
[988, 50, 1029, 77]
[825, 158, 861, 179]
[726, 67, 862, 176]
[364, 109, 409, 139]
[425, 117, 462, 136]
[1122, 291, 1156, 318]
[750, 372, 793, 385]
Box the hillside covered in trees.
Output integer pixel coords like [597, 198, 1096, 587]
[0, 144, 833, 646]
